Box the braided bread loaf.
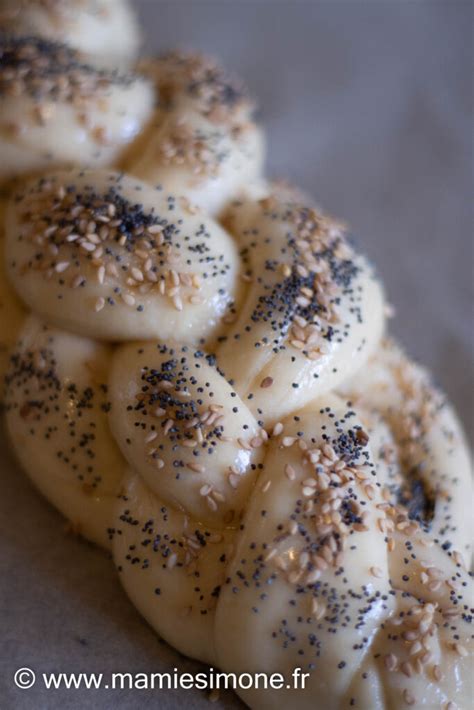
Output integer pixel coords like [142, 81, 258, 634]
[1, 3, 472, 709]
[0, 34, 154, 182]
[0, 0, 141, 68]
[127, 51, 265, 215]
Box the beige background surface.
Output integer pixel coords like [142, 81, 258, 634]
[1, 1, 472, 708]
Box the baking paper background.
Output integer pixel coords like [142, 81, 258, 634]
[1, 1, 472, 708]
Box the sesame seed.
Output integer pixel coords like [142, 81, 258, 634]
[189, 295, 204, 305]
[305, 569, 321, 585]
[409, 641, 423, 656]
[285, 464, 296, 481]
[173, 295, 183, 311]
[370, 566, 383, 578]
[187, 462, 205, 474]
[206, 496, 218, 511]
[384, 654, 397, 672]
[400, 662, 413, 678]
[272, 422, 284, 436]
[121, 293, 136, 307]
[166, 553, 177, 569]
[228, 473, 240, 489]
[163, 419, 174, 435]
[452, 643, 468, 657]
[212, 490, 226, 503]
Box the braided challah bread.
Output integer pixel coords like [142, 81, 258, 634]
[1, 4, 472, 710]
[0, 0, 141, 68]
[5, 170, 240, 341]
[4, 315, 124, 548]
[127, 51, 265, 215]
[216, 193, 385, 422]
[338, 338, 472, 561]
[0, 35, 154, 184]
